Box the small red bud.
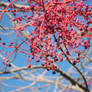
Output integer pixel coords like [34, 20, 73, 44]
[27, 63, 31, 68]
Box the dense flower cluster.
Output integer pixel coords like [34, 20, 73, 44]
[0, 0, 92, 71]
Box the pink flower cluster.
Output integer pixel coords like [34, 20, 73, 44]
[1, 0, 92, 71]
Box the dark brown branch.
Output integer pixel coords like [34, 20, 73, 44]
[53, 34, 89, 92]
[0, 65, 87, 91]
[0, 1, 38, 12]
[59, 46, 89, 92]
[0, 24, 7, 31]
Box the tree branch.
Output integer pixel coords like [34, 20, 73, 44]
[0, 65, 87, 91]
